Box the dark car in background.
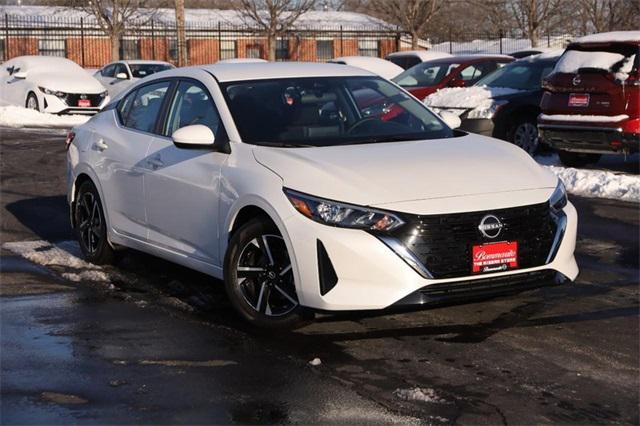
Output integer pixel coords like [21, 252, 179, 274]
[539, 31, 640, 167]
[392, 55, 514, 100]
[425, 52, 561, 154]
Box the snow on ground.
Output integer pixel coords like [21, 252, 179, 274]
[536, 154, 639, 202]
[2, 240, 111, 283]
[393, 387, 447, 404]
[430, 36, 571, 55]
[424, 86, 524, 108]
[0, 106, 90, 129]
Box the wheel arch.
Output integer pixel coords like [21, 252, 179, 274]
[495, 104, 540, 140]
[70, 170, 111, 234]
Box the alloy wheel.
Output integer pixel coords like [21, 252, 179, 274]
[77, 192, 104, 254]
[26, 95, 38, 111]
[236, 234, 298, 317]
[513, 122, 539, 155]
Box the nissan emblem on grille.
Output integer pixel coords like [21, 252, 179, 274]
[80, 94, 88, 100]
[478, 215, 503, 239]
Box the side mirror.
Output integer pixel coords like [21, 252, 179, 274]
[115, 72, 128, 80]
[172, 124, 215, 149]
[439, 111, 461, 129]
[448, 78, 466, 88]
[13, 72, 27, 80]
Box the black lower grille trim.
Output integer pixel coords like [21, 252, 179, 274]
[385, 202, 557, 279]
[394, 270, 562, 306]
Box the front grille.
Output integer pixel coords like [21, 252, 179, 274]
[388, 203, 556, 279]
[62, 93, 105, 107]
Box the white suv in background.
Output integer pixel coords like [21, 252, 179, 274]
[67, 62, 578, 328]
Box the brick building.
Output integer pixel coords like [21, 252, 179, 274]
[0, 6, 406, 67]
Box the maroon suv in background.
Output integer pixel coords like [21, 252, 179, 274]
[393, 55, 514, 100]
[539, 31, 640, 167]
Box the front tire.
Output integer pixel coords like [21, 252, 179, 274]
[509, 118, 539, 155]
[224, 218, 307, 329]
[26, 92, 39, 111]
[74, 181, 115, 265]
[557, 151, 601, 167]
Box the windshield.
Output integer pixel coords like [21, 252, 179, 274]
[393, 62, 460, 87]
[130, 63, 174, 78]
[474, 61, 555, 90]
[222, 76, 453, 147]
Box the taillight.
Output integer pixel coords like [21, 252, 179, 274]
[623, 72, 640, 87]
[621, 118, 640, 134]
[65, 131, 76, 150]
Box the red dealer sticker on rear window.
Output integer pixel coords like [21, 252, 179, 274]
[472, 241, 518, 274]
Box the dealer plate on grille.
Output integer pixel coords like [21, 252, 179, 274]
[472, 241, 518, 274]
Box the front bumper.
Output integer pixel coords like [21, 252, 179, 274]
[42, 93, 109, 115]
[460, 117, 495, 137]
[539, 123, 639, 154]
[283, 200, 578, 311]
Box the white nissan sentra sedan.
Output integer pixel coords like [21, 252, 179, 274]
[66, 62, 578, 328]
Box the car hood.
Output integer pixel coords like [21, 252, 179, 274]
[31, 71, 105, 94]
[253, 133, 557, 207]
[424, 86, 527, 109]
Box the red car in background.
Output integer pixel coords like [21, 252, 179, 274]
[392, 55, 514, 100]
[539, 31, 640, 167]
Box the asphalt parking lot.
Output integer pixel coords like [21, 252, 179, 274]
[1, 126, 638, 425]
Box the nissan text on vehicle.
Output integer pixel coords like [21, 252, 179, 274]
[539, 31, 640, 167]
[66, 62, 578, 328]
[0, 56, 109, 114]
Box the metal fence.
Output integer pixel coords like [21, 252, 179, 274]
[427, 30, 576, 55]
[0, 14, 405, 67]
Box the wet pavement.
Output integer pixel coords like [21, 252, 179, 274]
[1, 127, 639, 424]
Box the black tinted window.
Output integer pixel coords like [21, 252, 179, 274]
[164, 81, 225, 139]
[124, 81, 171, 133]
[130, 63, 173, 78]
[102, 64, 116, 77]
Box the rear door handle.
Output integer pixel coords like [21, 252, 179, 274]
[94, 139, 108, 151]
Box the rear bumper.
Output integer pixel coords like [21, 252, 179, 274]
[539, 123, 639, 154]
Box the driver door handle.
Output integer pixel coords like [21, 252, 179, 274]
[94, 139, 108, 151]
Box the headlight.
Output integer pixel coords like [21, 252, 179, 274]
[38, 87, 65, 97]
[467, 100, 507, 119]
[284, 189, 405, 232]
[549, 180, 567, 211]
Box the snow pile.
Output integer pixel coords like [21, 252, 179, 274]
[555, 50, 625, 73]
[0, 106, 90, 129]
[539, 113, 629, 123]
[576, 31, 640, 44]
[2, 240, 111, 282]
[430, 36, 570, 55]
[544, 165, 640, 202]
[393, 387, 446, 404]
[424, 86, 524, 108]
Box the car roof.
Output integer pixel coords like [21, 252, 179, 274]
[199, 61, 374, 82]
[422, 54, 513, 64]
[123, 60, 174, 65]
[386, 50, 452, 60]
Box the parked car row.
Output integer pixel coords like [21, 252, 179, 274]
[0, 56, 174, 114]
[422, 31, 639, 165]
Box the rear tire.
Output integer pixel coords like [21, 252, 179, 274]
[224, 217, 308, 329]
[74, 180, 115, 265]
[26, 92, 39, 111]
[557, 151, 601, 167]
